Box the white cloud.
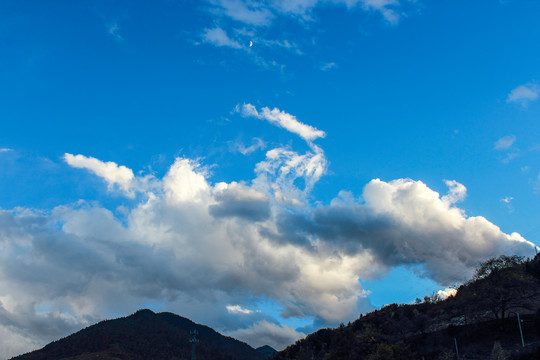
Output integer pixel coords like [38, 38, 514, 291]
[270, 0, 320, 18]
[441, 179, 467, 205]
[229, 320, 306, 350]
[212, 0, 404, 25]
[254, 145, 328, 205]
[199, 0, 407, 70]
[1, 106, 535, 358]
[107, 22, 124, 42]
[502, 152, 519, 164]
[163, 158, 210, 204]
[506, 83, 538, 106]
[202, 27, 243, 48]
[436, 287, 457, 301]
[379, 8, 400, 25]
[500, 196, 514, 213]
[297, 178, 534, 284]
[226, 304, 257, 314]
[241, 103, 326, 142]
[501, 196, 514, 204]
[211, 181, 270, 221]
[493, 136, 519, 163]
[231, 137, 265, 154]
[0, 156, 534, 357]
[64, 153, 135, 196]
[320, 62, 337, 71]
[256, 38, 301, 54]
[0, 148, 13, 152]
[494, 135, 516, 150]
[210, 0, 274, 26]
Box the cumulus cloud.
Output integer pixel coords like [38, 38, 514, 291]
[241, 103, 326, 142]
[506, 83, 538, 106]
[163, 158, 210, 203]
[436, 287, 457, 301]
[210, 181, 270, 221]
[0, 105, 535, 358]
[286, 178, 534, 285]
[441, 180, 467, 205]
[494, 135, 516, 150]
[64, 153, 135, 196]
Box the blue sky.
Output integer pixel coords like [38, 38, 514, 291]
[1, 0, 540, 357]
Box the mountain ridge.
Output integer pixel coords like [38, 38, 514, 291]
[10, 309, 271, 360]
[275, 254, 540, 360]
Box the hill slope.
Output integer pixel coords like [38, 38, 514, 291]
[275, 255, 540, 360]
[11, 309, 266, 360]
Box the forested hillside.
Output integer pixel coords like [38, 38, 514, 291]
[11, 309, 267, 360]
[275, 255, 540, 360]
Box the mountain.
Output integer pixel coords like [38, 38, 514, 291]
[11, 309, 265, 360]
[275, 254, 540, 360]
[256, 345, 277, 358]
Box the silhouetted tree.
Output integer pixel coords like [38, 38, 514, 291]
[465, 255, 540, 324]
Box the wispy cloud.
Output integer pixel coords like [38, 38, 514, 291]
[257, 38, 302, 54]
[494, 135, 519, 163]
[211, 0, 405, 26]
[500, 196, 514, 213]
[320, 62, 337, 71]
[231, 137, 265, 154]
[200, 0, 408, 65]
[494, 135, 516, 150]
[226, 304, 258, 314]
[210, 0, 274, 27]
[107, 22, 124, 42]
[501, 196, 514, 204]
[0, 148, 13, 152]
[507, 83, 538, 107]
[202, 27, 243, 48]
[502, 152, 519, 163]
[241, 103, 326, 142]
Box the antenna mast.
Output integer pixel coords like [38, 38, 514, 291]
[190, 329, 199, 360]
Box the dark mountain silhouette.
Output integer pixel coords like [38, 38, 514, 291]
[10, 309, 266, 360]
[275, 254, 540, 360]
[256, 345, 277, 358]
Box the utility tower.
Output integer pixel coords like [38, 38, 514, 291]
[190, 329, 199, 360]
